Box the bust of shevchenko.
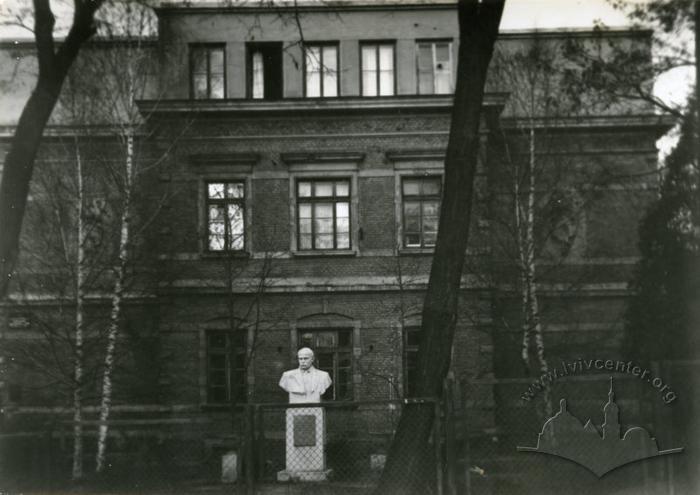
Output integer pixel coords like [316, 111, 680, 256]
[278, 347, 332, 404]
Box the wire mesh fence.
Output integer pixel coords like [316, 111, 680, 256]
[252, 399, 441, 493]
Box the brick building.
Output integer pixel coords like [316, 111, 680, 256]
[0, 1, 674, 486]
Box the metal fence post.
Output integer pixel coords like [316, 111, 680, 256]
[434, 400, 444, 495]
[245, 405, 255, 495]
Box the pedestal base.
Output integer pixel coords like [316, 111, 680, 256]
[277, 468, 333, 482]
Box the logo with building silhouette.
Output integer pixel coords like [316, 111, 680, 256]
[517, 377, 683, 477]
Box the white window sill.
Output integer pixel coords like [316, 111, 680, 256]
[292, 249, 357, 258]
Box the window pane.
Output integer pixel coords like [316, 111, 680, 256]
[423, 178, 441, 195]
[208, 183, 225, 199]
[405, 234, 421, 247]
[316, 234, 333, 249]
[299, 218, 312, 234]
[403, 179, 421, 196]
[404, 215, 420, 232]
[226, 182, 244, 198]
[252, 51, 264, 99]
[362, 71, 377, 96]
[210, 76, 224, 99]
[298, 182, 312, 197]
[336, 202, 349, 218]
[418, 71, 434, 94]
[299, 203, 312, 219]
[209, 235, 225, 251]
[423, 201, 439, 216]
[338, 331, 352, 347]
[417, 44, 433, 70]
[193, 75, 208, 99]
[336, 233, 350, 249]
[336, 217, 349, 233]
[306, 71, 321, 97]
[323, 46, 337, 72]
[314, 182, 334, 197]
[315, 218, 333, 234]
[362, 46, 377, 71]
[209, 354, 226, 369]
[435, 43, 451, 63]
[434, 70, 452, 94]
[208, 333, 226, 348]
[422, 215, 438, 233]
[379, 45, 393, 70]
[192, 49, 207, 73]
[317, 332, 337, 348]
[424, 232, 437, 246]
[299, 234, 312, 250]
[209, 387, 227, 403]
[210, 49, 224, 71]
[403, 201, 420, 218]
[379, 70, 394, 96]
[315, 203, 333, 218]
[323, 71, 337, 97]
[306, 46, 321, 72]
[335, 181, 349, 196]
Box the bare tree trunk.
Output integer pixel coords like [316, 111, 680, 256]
[0, 0, 102, 299]
[375, 2, 504, 493]
[72, 138, 86, 480]
[95, 132, 134, 473]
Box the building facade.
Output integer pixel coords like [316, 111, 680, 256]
[0, 1, 672, 483]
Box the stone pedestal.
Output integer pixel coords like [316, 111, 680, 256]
[277, 407, 332, 482]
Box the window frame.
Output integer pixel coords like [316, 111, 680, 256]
[246, 42, 284, 100]
[303, 42, 340, 98]
[295, 178, 352, 251]
[297, 328, 354, 401]
[415, 39, 454, 95]
[402, 326, 421, 398]
[205, 329, 248, 405]
[204, 180, 247, 253]
[359, 41, 396, 97]
[401, 175, 442, 249]
[189, 43, 226, 100]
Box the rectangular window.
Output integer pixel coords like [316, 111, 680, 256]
[206, 330, 247, 404]
[247, 42, 283, 100]
[416, 41, 453, 94]
[297, 179, 350, 250]
[298, 329, 352, 400]
[403, 326, 420, 397]
[402, 176, 441, 248]
[305, 44, 339, 97]
[206, 181, 245, 251]
[190, 44, 225, 99]
[361, 43, 395, 96]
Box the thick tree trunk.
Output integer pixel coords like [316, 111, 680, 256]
[72, 139, 86, 480]
[0, 0, 102, 299]
[375, 1, 504, 493]
[95, 133, 134, 473]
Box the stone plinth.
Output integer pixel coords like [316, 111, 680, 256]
[277, 407, 332, 482]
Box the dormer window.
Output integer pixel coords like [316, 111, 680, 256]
[304, 43, 339, 97]
[190, 44, 225, 99]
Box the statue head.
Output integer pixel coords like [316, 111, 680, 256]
[297, 347, 314, 370]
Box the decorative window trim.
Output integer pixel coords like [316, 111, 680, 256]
[197, 175, 254, 256]
[389, 153, 444, 253]
[199, 318, 254, 407]
[287, 161, 360, 256]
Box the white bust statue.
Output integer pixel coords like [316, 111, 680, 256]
[279, 347, 332, 403]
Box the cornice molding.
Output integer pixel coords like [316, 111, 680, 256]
[280, 151, 365, 165]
